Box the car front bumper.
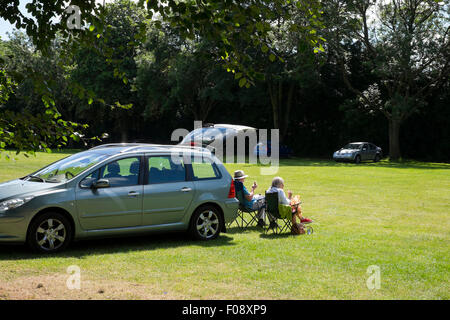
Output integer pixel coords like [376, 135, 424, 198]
[0, 213, 28, 243]
[333, 153, 355, 160]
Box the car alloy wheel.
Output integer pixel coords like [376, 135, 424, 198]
[374, 154, 381, 162]
[28, 212, 72, 253]
[190, 205, 222, 240]
[36, 218, 66, 251]
[196, 210, 220, 239]
[355, 155, 361, 164]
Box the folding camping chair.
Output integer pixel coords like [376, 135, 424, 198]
[227, 188, 260, 229]
[233, 204, 259, 228]
[264, 191, 292, 234]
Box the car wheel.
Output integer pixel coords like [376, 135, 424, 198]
[189, 205, 222, 241]
[354, 155, 361, 164]
[374, 154, 381, 162]
[27, 212, 73, 253]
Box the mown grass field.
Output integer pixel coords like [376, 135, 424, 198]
[0, 150, 449, 299]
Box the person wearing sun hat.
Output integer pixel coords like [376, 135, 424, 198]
[233, 170, 270, 227]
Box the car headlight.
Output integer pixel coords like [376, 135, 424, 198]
[0, 196, 34, 213]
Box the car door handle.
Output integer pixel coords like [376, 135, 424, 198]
[180, 187, 192, 192]
[128, 191, 139, 197]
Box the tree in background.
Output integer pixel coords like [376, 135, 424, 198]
[135, 27, 180, 124]
[325, 0, 449, 160]
[1, 0, 448, 161]
[167, 39, 235, 121]
[0, 0, 323, 154]
[262, 4, 324, 142]
[1, 31, 85, 155]
[0, 0, 102, 155]
[70, 0, 146, 142]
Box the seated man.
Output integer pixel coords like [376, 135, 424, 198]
[233, 170, 268, 227]
[266, 177, 312, 229]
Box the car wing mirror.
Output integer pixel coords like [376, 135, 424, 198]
[92, 179, 110, 189]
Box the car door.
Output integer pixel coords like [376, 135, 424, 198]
[76, 156, 143, 230]
[361, 143, 370, 160]
[142, 155, 195, 226]
[368, 144, 377, 159]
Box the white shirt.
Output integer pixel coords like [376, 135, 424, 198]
[266, 186, 290, 205]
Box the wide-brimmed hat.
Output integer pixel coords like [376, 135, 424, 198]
[233, 170, 248, 180]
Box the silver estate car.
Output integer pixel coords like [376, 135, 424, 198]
[0, 144, 239, 253]
[333, 142, 382, 163]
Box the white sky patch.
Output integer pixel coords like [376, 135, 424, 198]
[0, 0, 127, 40]
[0, 0, 32, 40]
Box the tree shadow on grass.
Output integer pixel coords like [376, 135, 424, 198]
[259, 232, 294, 240]
[253, 158, 450, 170]
[226, 225, 264, 235]
[226, 224, 296, 239]
[0, 232, 236, 261]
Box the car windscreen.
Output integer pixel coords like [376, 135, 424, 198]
[181, 127, 231, 143]
[28, 151, 110, 183]
[343, 143, 362, 150]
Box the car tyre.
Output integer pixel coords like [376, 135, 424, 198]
[189, 205, 223, 241]
[354, 155, 361, 164]
[374, 154, 381, 162]
[27, 212, 73, 253]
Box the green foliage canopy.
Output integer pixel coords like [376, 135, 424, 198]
[0, 0, 324, 156]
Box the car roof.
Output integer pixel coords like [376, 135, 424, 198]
[213, 124, 256, 131]
[89, 143, 212, 155]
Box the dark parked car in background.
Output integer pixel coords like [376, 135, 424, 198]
[333, 142, 382, 163]
[253, 140, 293, 158]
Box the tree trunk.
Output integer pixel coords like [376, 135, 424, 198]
[200, 98, 214, 121]
[281, 82, 295, 141]
[268, 82, 279, 130]
[120, 112, 128, 142]
[388, 118, 401, 160]
[268, 80, 296, 143]
[120, 126, 128, 142]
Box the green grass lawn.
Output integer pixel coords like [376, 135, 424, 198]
[0, 151, 449, 299]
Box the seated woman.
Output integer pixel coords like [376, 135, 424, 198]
[266, 177, 312, 230]
[233, 170, 268, 227]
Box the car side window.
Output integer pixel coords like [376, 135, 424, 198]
[99, 157, 140, 187]
[148, 156, 186, 184]
[79, 170, 99, 188]
[369, 144, 376, 150]
[191, 157, 221, 180]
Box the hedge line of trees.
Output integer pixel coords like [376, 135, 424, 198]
[1, 0, 448, 161]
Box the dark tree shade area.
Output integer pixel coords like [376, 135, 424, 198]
[1, 0, 449, 162]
